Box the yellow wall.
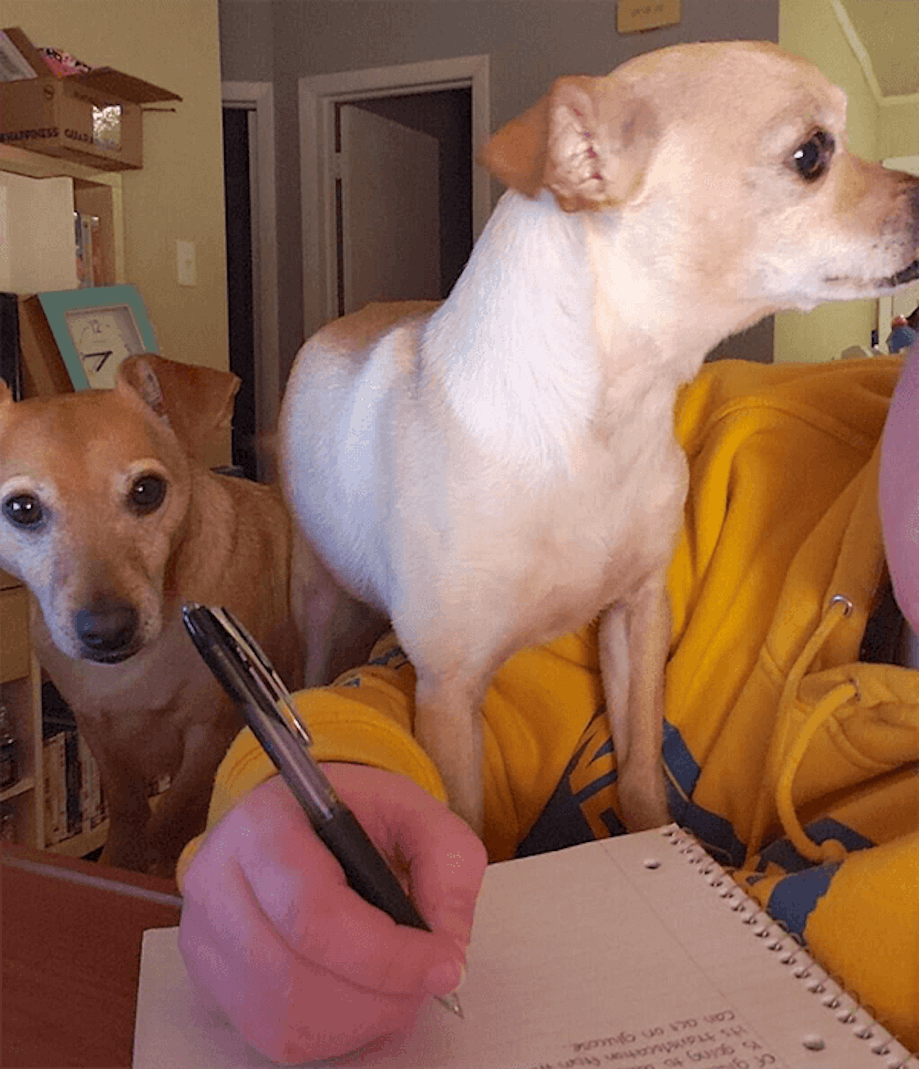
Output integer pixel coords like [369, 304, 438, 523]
[879, 100, 919, 161]
[776, 0, 879, 363]
[4, 0, 229, 379]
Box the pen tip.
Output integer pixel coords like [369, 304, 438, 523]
[438, 993, 464, 1019]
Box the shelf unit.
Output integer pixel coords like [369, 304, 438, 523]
[1, 572, 113, 857]
[1, 568, 46, 850]
[1, 142, 125, 287]
[0, 143, 124, 855]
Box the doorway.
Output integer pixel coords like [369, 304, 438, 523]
[222, 105, 256, 479]
[335, 89, 472, 316]
[299, 55, 491, 342]
[221, 82, 280, 482]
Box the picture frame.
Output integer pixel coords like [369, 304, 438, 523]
[35, 284, 159, 390]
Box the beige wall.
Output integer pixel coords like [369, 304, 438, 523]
[879, 100, 919, 161]
[4, 0, 229, 379]
[776, 0, 880, 364]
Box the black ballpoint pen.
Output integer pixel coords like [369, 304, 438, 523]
[181, 603, 464, 1019]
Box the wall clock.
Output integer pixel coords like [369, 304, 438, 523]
[36, 285, 159, 390]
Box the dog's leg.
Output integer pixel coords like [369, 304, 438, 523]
[413, 671, 485, 837]
[77, 717, 155, 872]
[145, 715, 240, 877]
[599, 575, 671, 831]
[293, 553, 388, 687]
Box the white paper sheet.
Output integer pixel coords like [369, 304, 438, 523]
[133, 827, 911, 1069]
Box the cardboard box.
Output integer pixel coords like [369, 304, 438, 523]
[0, 27, 181, 171]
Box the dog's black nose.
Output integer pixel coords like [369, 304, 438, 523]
[75, 598, 140, 662]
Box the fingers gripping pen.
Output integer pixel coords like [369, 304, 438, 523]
[181, 603, 464, 1018]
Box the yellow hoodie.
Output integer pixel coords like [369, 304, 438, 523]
[178, 357, 918, 1050]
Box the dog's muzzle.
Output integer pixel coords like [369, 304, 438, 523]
[75, 597, 141, 663]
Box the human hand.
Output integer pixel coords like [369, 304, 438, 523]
[178, 764, 487, 1064]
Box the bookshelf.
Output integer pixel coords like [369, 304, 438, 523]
[0, 568, 46, 850]
[1, 142, 124, 288]
[1, 579, 112, 859]
[0, 144, 124, 856]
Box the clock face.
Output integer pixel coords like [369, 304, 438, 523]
[64, 305, 145, 389]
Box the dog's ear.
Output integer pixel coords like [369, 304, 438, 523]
[117, 354, 240, 462]
[0, 380, 13, 407]
[479, 75, 657, 211]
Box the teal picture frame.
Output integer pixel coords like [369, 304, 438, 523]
[36, 285, 159, 390]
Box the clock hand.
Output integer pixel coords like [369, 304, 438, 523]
[83, 350, 113, 372]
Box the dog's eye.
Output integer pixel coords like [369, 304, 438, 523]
[2, 493, 44, 529]
[128, 474, 167, 514]
[791, 129, 834, 182]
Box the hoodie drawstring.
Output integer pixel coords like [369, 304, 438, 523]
[775, 683, 855, 865]
[749, 594, 856, 866]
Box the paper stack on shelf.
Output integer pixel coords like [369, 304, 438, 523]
[0, 171, 79, 293]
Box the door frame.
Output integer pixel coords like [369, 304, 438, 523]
[298, 55, 490, 340]
[878, 155, 919, 349]
[221, 81, 280, 477]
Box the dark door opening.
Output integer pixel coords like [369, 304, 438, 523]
[222, 106, 258, 480]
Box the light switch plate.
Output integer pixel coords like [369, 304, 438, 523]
[176, 239, 196, 287]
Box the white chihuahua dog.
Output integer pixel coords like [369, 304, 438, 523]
[280, 42, 919, 835]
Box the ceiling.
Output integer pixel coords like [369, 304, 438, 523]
[836, 0, 919, 97]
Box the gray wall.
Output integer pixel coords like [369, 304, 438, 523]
[219, 0, 780, 380]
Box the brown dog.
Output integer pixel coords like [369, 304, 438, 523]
[0, 355, 305, 875]
[279, 41, 919, 837]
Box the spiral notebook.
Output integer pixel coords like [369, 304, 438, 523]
[133, 825, 916, 1069]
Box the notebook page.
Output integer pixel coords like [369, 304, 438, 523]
[134, 827, 909, 1069]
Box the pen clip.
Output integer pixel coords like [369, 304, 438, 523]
[183, 603, 314, 751]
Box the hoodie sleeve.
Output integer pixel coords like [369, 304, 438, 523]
[175, 633, 446, 889]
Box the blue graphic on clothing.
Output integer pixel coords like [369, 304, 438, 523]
[757, 819, 874, 874]
[767, 862, 842, 936]
[760, 820, 872, 936]
[515, 708, 870, 900]
[663, 718, 702, 795]
[516, 709, 747, 863]
[661, 721, 747, 867]
[516, 712, 625, 857]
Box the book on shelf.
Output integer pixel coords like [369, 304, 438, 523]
[42, 728, 67, 845]
[39, 680, 174, 851]
[74, 209, 104, 288]
[77, 731, 106, 831]
[42, 682, 106, 846]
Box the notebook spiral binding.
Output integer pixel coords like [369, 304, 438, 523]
[660, 826, 917, 1069]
